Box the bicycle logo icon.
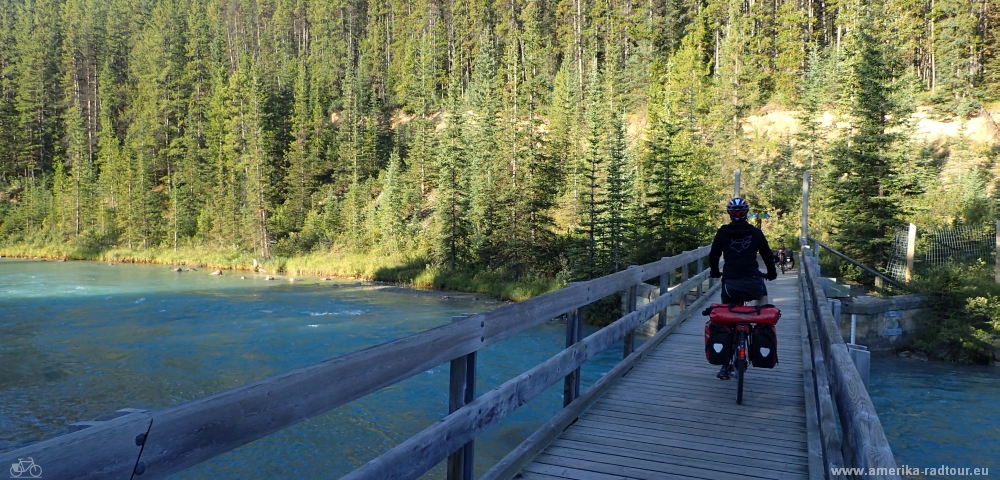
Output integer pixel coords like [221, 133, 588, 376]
[9, 458, 42, 478]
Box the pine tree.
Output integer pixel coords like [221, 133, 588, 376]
[434, 76, 470, 269]
[579, 58, 607, 279]
[826, 11, 920, 273]
[602, 111, 631, 272]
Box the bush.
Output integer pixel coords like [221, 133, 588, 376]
[911, 263, 1000, 363]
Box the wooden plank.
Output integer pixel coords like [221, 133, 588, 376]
[531, 453, 708, 480]
[583, 406, 809, 436]
[565, 421, 808, 459]
[574, 412, 806, 452]
[524, 460, 650, 480]
[550, 437, 808, 476]
[479, 283, 720, 480]
[543, 443, 802, 480]
[559, 428, 806, 473]
[0, 412, 151, 480]
[134, 317, 485, 480]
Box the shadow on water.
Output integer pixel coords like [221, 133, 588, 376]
[868, 355, 1000, 479]
[0, 259, 623, 479]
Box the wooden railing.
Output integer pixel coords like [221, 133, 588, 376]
[0, 246, 718, 480]
[798, 239, 899, 480]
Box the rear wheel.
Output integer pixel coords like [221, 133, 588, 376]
[736, 358, 746, 404]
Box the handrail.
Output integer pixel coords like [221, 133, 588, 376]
[799, 240, 899, 479]
[807, 236, 908, 291]
[0, 245, 713, 480]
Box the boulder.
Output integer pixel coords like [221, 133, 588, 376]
[240, 276, 246, 279]
[171, 268, 182, 273]
[258, 267, 267, 273]
[265, 275, 274, 281]
[898, 351, 912, 358]
[209, 270, 223, 276]
[911, 351, 929, 361]
[288, 278, 298, 282]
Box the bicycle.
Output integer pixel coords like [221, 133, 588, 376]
[10, 457, 42, 478]
[703, 299, 780, 405]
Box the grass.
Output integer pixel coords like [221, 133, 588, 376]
[0, 242, 564, 302]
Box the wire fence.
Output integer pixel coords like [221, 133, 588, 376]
[885, 228, 910, 282]
[885, 223, 996, 282]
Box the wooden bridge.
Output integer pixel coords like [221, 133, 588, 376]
[1, 174, 900, 480]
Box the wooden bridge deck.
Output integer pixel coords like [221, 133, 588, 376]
[518, 272, 810, 480]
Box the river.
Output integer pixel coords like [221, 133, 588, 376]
[0, 259, 623, 479]
[868, 355, 1000, 479]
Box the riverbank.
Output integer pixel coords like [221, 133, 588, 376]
[0, 243, 562, 302]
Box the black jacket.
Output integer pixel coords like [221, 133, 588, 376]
[709, 221, 777, 280]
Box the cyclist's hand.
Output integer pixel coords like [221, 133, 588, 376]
[765, 272, 777, 281]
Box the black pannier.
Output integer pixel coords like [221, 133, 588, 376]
[704, 321, 733, 365]
[750, 323, 778, 368]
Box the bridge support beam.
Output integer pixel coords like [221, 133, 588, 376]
[563, 309, 582, 407]
[448, 315, 477, 480]
[623, 282, 637, 358]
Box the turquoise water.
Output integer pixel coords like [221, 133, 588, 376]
[0, 259, 623, 478]
[868, 356, 1000, 479]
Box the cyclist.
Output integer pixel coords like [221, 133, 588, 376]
[708, 198, 778, 379]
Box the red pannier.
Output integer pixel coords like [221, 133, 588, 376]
[702, 303, 781, 326]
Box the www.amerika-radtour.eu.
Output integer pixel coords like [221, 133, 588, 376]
[831, 466, 989, 476]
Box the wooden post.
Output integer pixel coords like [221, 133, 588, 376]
[995, 220, 1000, 284]
[679, 263, 690, 311]
[563, 309, 581, 407]
[623, 283, 637, 358]
[696, 257, 704, 296]
[448, 315, 476, 480]
[734, 169, 741, 198]
[905, 223, 916, 283]
[813, 239, 820, 260]
[657, 267, 669, 330]
[802, 171, 810, 243]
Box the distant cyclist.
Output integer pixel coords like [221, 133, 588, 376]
[709, 198, 777, 304]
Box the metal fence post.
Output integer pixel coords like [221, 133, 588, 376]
[448, 315, 476, 480]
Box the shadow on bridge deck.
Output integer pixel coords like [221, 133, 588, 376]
[518, 272, 809, 480]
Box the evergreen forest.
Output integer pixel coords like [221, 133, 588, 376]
[1, 0, 1000, 310]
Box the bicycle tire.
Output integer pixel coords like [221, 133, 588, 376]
[737, 365, 744, 404]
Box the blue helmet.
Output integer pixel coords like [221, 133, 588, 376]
[727, 198, 749, 221]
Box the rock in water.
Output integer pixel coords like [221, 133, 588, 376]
[171, 267, 182, 272]
[265, 275, 274, 281]
[210, 270, 223, 276]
